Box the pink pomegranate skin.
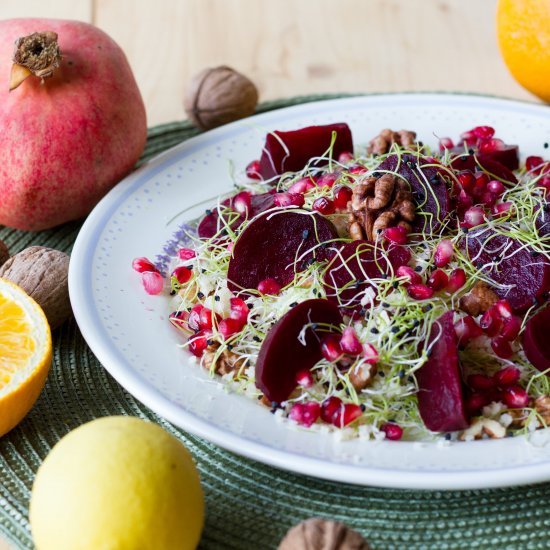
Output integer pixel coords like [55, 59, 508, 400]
[0, 19, 147, 230]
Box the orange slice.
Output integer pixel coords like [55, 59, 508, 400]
[0, 278, 52, 437]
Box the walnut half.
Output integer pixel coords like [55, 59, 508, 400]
[459, 281, 499, 317]
[367, 128, 417, 156]
[202, 342, 246, 375]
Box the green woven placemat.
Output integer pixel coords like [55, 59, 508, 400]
[2, 94, 550, 550]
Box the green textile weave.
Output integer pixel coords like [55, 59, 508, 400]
[1, 95, 550, 550]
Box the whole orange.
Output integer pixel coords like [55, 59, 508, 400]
[496, 0, 550, 102]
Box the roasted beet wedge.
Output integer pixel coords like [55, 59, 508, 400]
[323, 240, 410, 313]
[375, 154, 451, 235]
[523, 307, 550, 375]
[227, 210, 338, 292]
[450, 153, 518, 184]
[450, 145, 519, 172]
[416, 311, 469, 432]
[197, 191, 276, 239]
[255, 299, 343, 403]
[258, 123, 353, 180]
[464, 229, 550, 312]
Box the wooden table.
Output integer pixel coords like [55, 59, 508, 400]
[0, 0, 541, 548]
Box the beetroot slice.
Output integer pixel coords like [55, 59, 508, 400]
[197, 191, 275, 239]
[323, 240, 411, 313]
[522, 307, 550, 376]
[255, 299, 343, 403]
[464, 229, 550, 312]
[480, 146, 520, 171]
[227, 211, 338, 292]
[258, 123, 353, 181]
[416, 311, 469, 432]
[375, 154, 451, 235]
[450, 153, 518, 184]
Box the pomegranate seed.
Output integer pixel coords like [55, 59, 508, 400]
[396, 265, 422, 286]
[502, 386, 529, 408]
[460, 130, 478, 146]
[439, 137, 454, 151]
[381, 422, 403, 441]
[526, 156, 545, 172]
[317, 172, 339, 188]
[171, 265, 192, 284]
[132, 257, 159, 273]
[481, 192, 497, 207]
[384, 225, 408, 245]
[472, 126, 495, 140]
[229, 297, 249, 325]
[457, 189, 473, 210]
[295, 369, 314, 388]
[340, 327, 363, 356]
[289, 402, 321, 427]
[333, 403, 363, 428]
[232, 191, 252, 214]
[487, 180, 505, 195]
[494, 300, 513, 319]
[274, 192, 305, 208]
[188, 304, 204, 331]
[407, 284, 434, 300]
[198, 307, 214, 330]
[447, 268, 466, 293]
[321, 334, 344, 362]
[480, 309, 503, 337]
[467, 374, 495, 391]
[493, 366, 521, 388]
[434, 239, 454, 267]
[491, 335, 514, 359]
[539, 176, 550, 194]
[188, 331, 209, 357]
[492, 201, 514, 218]
[177, 247, 196, 261]
[457, 171, 475, 192]
[427, 269, 449, 291]
[141, 271, 163, 295]
[218, 318, 243, 339]
[455, 316, 483, 346]
[348, 165, 368, 176]
[333, 185, 353, 210]
[338, 151, 354, 163]
[288, 177, 315, 194]
[463, 206, 485, 228]
[362, 343, 379, 364]
[465, 392, 490, 415]
[479, 138, 505, 153]
[474, 172, 490, 190]
[169, 310, 190, 332]
[501, 316, 521, 341]
[257, 278, 281, 295]
[320, 396, 343, 424]
[245, 159, 262, 180]
[312, 196, 336, 215]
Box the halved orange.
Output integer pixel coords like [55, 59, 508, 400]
[0, 278, 52, 437]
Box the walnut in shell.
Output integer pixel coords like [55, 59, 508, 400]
[184, 66, 259, 130]
[278, 518, 371, 550]
[0, 239, 9, 267]
[0, 246, 71, 329]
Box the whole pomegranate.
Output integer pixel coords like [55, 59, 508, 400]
[0, 19, 147, 231]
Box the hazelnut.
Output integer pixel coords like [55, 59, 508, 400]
[184, 66, 259, 130]
[0, 246, 71, 329]
[0, 239, 9, 267]
[278, 518, 371, 550]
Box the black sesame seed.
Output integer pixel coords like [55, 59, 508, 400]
[169, 290, 176, 296]
[207, 339, 214, 346]
[543, 291, 549, 300]
[530, 250, 541, 258]
[360, 404, 366, 412]
[372, 171, 381, 178]
[533, 297, 539, 305]
[462, 226, 469, 234]
[376, 229, 382, 234]
[445, 433, 452, 441]
[378, 371, 385, 377]
[460, 155, 468, 162]
[302, 229, 310, 239]
[187, 307, 192, 312]
[407, 376, 414, 383]
[253, 336, 261, 342]
[311, 323, 319, 330]
[290, 302, 298, 307]
[391, 326, 399, 334]
[381, 302, 389, 308]
[214, 295, 220, 301]
[205, 209, 212, 215]
[184, 265, 193, 270]
[544, 143, 549, 149]
[392, 281, 399, 289]
[418, 141, 424, 147]
[468, 148, 475, 156]
[271, 401, 279, 409]
[413, 319, 420, 327]
[399, 370, 405, 379]
[220, 229, 228, 236]
[201, 268, 207, 274]
[371, 327, 379, 334]
[257, 395, 262, 400]
[227, 344, 233, 351]
[507, 431, 514, 437]
[414, 265, 423, 273]
[197, 292, 205, 299]
[424, 304, 433, 312]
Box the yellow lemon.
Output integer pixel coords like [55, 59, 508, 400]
[496, 0, 550, 102]
[30, 416, 204, 550]
[0, 277, 52, 437]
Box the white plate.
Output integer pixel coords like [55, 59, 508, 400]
[69, 93, 550, 490]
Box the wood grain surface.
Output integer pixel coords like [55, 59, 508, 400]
[0, 0, 541, 549]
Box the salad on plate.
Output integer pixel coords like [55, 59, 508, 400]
[132, 122, 550, 443]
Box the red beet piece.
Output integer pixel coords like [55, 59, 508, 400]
[323, 240, 410, 313]
[416, 311, 469, 432]
[227, 210, 338, 292]
[522, 306, 550, 376]
[464, 228, 550, 312]
[450, 153, 518, 184]
[258, 123, 353, 180]
[481, 146, 520, 171]
[375, 154, 451, 235]
[197, 190, 276, 239]
[255, 299, 343, 403]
